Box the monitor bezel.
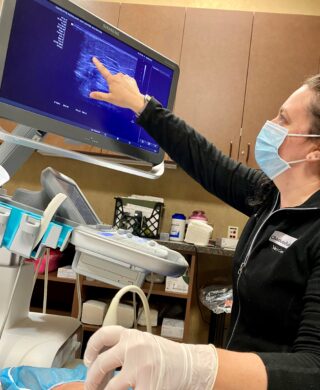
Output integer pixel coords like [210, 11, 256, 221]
[41, 166, 102, 225]
[0, 0, 180, 165]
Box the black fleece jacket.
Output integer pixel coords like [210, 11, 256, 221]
[137, 98, 320, 390]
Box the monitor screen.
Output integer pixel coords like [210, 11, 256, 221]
[41, 166, 101, 225]
[0, 0, 179, 165]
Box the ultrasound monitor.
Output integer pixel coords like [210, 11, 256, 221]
[0, 0, 179, 165]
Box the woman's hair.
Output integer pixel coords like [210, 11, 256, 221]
[304, 74, 320, 135]
[247, 175, 275, 209]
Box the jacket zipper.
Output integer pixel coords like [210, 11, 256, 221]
[226, 195, 318, 349]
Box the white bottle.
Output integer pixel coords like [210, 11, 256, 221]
[169, 213, 186, 241]
[184, 220, 213, 246]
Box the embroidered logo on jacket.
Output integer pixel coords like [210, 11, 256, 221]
[269, 230, 297, 249]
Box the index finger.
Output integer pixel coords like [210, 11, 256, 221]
[84, 325, 124, 366]
[92, 57, 112, 80]
[85, 346, 123, 390]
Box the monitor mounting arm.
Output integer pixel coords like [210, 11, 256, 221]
[0, 125, 47, 178]
[0, 124, 164, 180]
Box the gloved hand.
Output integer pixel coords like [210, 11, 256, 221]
[84, 325, 218, 390]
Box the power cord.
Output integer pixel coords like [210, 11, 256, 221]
[133, 291, 137, 329]
[43, 248, 50, 314]
[135, 273, 154, 327]
[76, 273, 82, 321]
[103, 285, 152, 333]
[130, 273, 155, 329]
[32, 253, 44, 292]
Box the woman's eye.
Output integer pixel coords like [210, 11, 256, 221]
[278, 114, 287, 125]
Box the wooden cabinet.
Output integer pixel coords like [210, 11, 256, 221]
[31, 254, 206, 345]
[71, 0, 120, 23]
[76, 251, 200, 343]
[0, 118, 17, 132]
[174, 8, 253, 160]
[117, 4, 185, 65]
[238, 13, 320, 167]
[31, 244, 234, 348]
[174, 9, 320, 166]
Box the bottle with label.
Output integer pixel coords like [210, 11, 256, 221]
[169, 213, 186, 241]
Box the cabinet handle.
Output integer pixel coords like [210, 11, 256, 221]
[246, 143, 251, 163]
[229, 141, 233, 158]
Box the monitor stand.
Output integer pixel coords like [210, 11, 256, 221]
[0, 123, 164, 179]
[0, 124, 46, 178]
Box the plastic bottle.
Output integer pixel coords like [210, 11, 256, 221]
[184, 210, 212, 246]
[188, 210, 208, 223]
[169, 213, 187, 241]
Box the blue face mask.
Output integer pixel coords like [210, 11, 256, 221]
[255, 120, 320, 180]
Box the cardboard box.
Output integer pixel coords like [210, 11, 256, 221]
[161, 318, 184, 339]
[215, 237, 238, 250]
[57, 265, 76, 279]
[165, 275, 188, 294]
[81, 300, 107, 325]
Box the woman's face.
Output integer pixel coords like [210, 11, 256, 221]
[273, 85, 316, 162]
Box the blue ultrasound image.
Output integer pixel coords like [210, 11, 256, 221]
[74, 25, 138, 111]
[0, 0, 174, 155]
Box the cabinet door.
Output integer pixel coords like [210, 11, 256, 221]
[239, 13, 320, 167]
[0, 118, 16, 132]
[118, 4, 185, 65]
[174, 8, 253, 160]
[44, 1, 121, 154]
[71, 0, 120, 24]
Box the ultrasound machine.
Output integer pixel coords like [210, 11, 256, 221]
[0, 0, 187, 369]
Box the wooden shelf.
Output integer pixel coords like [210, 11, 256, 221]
[38, 272, 190, 299]
[36, 272, 76, 284]
[83, 279, 189, 299]
[82, 323, 184, 342]
[33, 247, 208, 344]
[82, 323, 100, 332]
[142, 282, 189, 299]
[30, 306, 71, 317]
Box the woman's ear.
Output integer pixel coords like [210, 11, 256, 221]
[306, 150, 320, 161]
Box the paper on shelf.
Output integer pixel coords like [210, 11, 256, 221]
[128, 194, 164, 203]
[123, 203, 154, 218]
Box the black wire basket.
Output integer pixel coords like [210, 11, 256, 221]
[112, 197, 164, 239]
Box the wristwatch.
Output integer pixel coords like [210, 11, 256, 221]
[137, 94, 151, 116]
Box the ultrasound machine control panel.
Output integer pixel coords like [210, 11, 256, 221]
[0, 167, 188, 287]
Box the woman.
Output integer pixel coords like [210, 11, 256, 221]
[84, 57, 320, 390]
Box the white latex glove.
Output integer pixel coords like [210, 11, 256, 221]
[84, 325, 218, 390]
